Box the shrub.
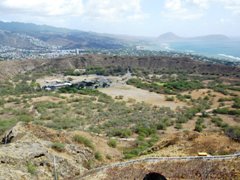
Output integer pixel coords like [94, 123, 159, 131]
[183, 95, 192, 99]
[106, 155, 112, 160]
[211, 117, 223, 126]
[35, 102, 61, 113]
[176, 115, 188, 124]
[27, 163, 37, 175]
[73, 135, 94, 149]
[218, 97, 232, 102]
[95, 151, 103, 161]
[18, 114, 32, 122]
[107, 139, 117, 148]
[232, 98, 240, 109]
[135, 126, 156, 137]
[51, 142, 65, 152]
[73, 69, 83, 76]
[108, 128, 132, 138]
[175, 123, 182, 129]
[0, 99, 5, 106]
[124, 133, 159, 159]
[124, 152, 138, 159]
[164, 80, 202, 91]
[196, 118, 204, 125]
[165, 96, 174, 101]
[213, 108, 229, 114]
[98, 94, 113, 104]
[127, 78, 164, 94]
[84, 160, 94, 169]
[115, 95, 124, 100]
[211, 117, 229, 130]
[64, 69, 75, 76]
[225, 126, 240, 142]
[213, 108, 240, 115]
[176, 94, 192, 101]
[194, 124, 203, 132]
[157, 122, 167, 130]
[0, 119, 17, 135]
[194, 118, 205, 132]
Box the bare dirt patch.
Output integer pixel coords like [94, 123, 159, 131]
[218, 114, 240, 126]
[182, 118, 197, 131]
[100, 85, 186, 110]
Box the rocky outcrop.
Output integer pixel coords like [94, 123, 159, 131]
[0, 122, 93, 180]
[2, 122, 26, 144]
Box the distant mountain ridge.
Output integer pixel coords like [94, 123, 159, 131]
[0, 21, 125, 49]
[157, 32, 182, 41]
[158, 32, 229, 42]
[0, 21, 232, 52]
[0, 21, 72, 34]
[192, 34, 229, 41]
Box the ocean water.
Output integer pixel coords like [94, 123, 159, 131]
[150, 39, 240, 61]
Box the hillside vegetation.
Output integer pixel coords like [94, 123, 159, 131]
[0, 55, 239, 179]
[0, 54, 240, 81]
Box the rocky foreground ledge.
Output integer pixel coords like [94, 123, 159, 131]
[78, 155, 240, 180]
[0, 122, 240, 180]
[0, 122, 93, 180]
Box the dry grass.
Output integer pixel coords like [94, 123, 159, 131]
[145, 131, 240, 157]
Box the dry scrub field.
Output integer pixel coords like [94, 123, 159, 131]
[100, 84, 185, 110]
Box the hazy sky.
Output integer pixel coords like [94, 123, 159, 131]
[0, 0, 240, 37]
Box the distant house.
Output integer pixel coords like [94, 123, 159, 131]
[75, 78, 111, 89]
[95, 77, 111, 88]
[76, 80, 96, 89]
[42, 77, 111, 91]
[42, 82, 72, 91]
